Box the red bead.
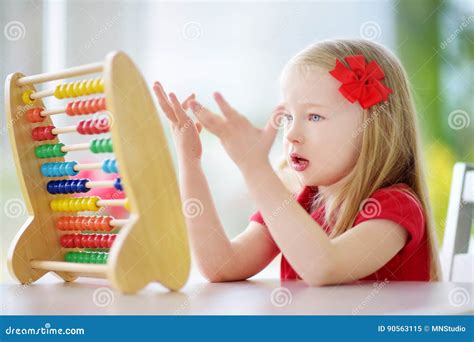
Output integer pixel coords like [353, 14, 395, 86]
[108, 235, 116, 248]
[32, 125, 55, 141]
[72, 234, 81, 247]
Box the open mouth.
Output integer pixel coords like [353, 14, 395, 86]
[289, 153, 310, 172]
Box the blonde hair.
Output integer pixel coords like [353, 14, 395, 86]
[278, 39, 441, 281]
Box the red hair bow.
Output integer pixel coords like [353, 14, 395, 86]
[329, 55, 392, 109]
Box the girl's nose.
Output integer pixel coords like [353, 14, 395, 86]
[285, 124, 305, 144]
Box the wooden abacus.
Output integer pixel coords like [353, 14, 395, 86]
[5, 51, 191, 294]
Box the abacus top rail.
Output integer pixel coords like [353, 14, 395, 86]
[16, 62, 103, 86]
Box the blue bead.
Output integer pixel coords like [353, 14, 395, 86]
[47, 181, 55, 194]
[114, 177, 123, 191]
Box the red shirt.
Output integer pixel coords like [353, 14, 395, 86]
[250, 183, 431, 281]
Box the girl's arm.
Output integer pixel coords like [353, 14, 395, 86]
[189, 93, 409, 286]
[242, 163, 408, 285]
[179, 159, 279, 281]
[153, 82, 279, 282]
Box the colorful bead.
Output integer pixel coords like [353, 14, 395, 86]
[102, 159, 118, 173]
[41, 161, 78, 177]
[56, 215, 113, 231]
[64, 251, 109, 264]
[50, 197, 99, 212]
[32, 126, 55, 141]
[65, 97, 106, 116]
[60, 233, 116, 249]
[114, 178, 123, 191]
[46, 179, 90, 194]
[26, 108, 45, 123]
[77, 118, 110, 135]
[35, 143, 66, 158]
[21, 90, 34, 105]
[90, 138, 113, 153]
[54, 78, 104, 99]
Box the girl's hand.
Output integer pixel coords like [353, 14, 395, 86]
[189, 92, 279, 173]
[153, 81, 203, 163]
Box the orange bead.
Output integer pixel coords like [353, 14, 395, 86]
[26, 107, 45, 123]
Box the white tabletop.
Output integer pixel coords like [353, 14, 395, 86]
[1, 268, 472, 315]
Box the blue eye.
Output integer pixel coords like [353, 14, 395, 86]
[309, 114, 323, 122]
[282, 113, 293, 124]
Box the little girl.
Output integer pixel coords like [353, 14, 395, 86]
[153, 38, 441, 285]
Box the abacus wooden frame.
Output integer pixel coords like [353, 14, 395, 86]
[5, 51, 190, 294]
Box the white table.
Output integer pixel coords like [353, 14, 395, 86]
[1, 269, 472, 315]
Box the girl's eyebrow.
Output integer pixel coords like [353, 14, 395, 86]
[277, 102, 327, 110]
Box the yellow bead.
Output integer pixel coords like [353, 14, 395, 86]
[91, 78, 100, 93]
[22, 90, 34, 105]
[97, 79, 105, 92]
[88, 197, 99, 211]
[66, 83, 75, 98]
[78, 80, 88, 95]
[54, 85, 63, 99]
[73, 81, 82, 97]
[85, 79, 95, 95]
[60, 84, 68, 98]
[124, 198, 130, 211]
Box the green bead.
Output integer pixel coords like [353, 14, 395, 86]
[69, 252, 79, 263]
[90, 138, 113, 154]
[90, 253, 98, 264]
[35, 143, 66, 159]
[77, 252, 85, 263]
[64, 252, 73, 262]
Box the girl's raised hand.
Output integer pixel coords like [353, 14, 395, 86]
[153, 81, 203, 163]
[189, 92, 279, 173]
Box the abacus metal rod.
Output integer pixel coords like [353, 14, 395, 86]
[16, 62, 104, 86]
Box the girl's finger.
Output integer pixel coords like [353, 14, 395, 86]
[169, 92, 190, 124]
[153, 82, 178, 124]
[182, 93, 196, 111]
[195, 122, 203, 133]
[189, 100, 225, 136]
[213, 92, 239, 120]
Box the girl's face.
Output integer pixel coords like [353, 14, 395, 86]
[279, 65, 364, 188]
